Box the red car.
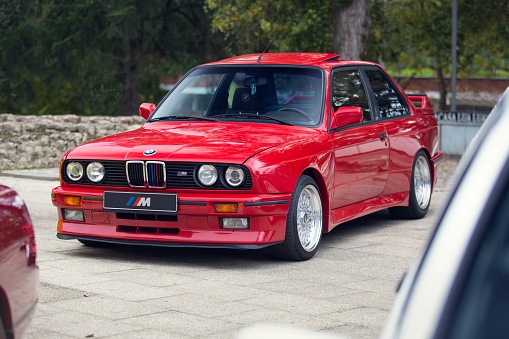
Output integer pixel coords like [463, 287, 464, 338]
[52, 53, 442, 260]
[0, 185, 38, 338]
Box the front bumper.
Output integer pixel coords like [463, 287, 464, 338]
[52, 186, 291, 248]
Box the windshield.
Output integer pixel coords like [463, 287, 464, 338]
[150, 66, 324, 126]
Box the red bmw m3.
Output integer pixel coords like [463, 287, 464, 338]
[52, 53, 442, 260]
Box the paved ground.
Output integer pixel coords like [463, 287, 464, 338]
[0, 156, 460, 339]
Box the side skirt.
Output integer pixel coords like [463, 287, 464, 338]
[328, 192, 409, 232]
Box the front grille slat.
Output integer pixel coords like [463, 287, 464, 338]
[62, 160, 252, 190]
[126, 161, 145, 188]
[146, 161, 165, 189]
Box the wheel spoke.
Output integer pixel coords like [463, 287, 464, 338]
[296, 185, 322, 252]
[414, 156, 431, 209]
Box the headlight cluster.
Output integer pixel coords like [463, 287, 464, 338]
[197, 165, 245, 188]
[66, 161, 105, 183]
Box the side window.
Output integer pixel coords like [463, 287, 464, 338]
[365, 70, 408, 119]
[332, 69, 372, 122]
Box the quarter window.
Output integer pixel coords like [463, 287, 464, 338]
[332, 69, 372, 122]
[365, 70, 408, 119]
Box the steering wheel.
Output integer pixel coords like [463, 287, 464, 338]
[277, 107, 314, 122]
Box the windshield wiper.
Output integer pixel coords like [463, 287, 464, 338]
[148, 115, 217, 122]
[213, 113, 294, 126]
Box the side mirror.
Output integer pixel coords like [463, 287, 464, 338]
[139, 103, 156, 120]
[330, 106, 363, 130]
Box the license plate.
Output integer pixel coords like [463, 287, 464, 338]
[103, 191, 178, 215]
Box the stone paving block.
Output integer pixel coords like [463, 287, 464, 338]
[219, 308, 346, 331]
[325, 307, 389, 329]
[156, 279, 270, 303]
[74, 280, 183, 301]
[24, 328, 76, 339]
[104, 329, 191, 339]
[95, 268, 197, 287]
[240, 292, 348, 316]
[118, 311, 241, 338]
[29, 310, 143, 338]
[38, 282, 88, 304]
[45, 295, 168, 319]
[254, 278, 358, 300]
[150, 294, 258, 318]
[39, 265, 112, 288]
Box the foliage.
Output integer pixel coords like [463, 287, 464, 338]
[205, 0, 333, 55]
[369, 0, 509, 77]
[369, 0, 509, 109]
[0, 0, 225, 115]
[1, 0, 507, 115]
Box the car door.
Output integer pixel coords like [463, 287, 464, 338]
[329, 68, 389, 210]
[362, 68, 430, 196]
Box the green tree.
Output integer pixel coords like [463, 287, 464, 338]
[0, 0, 225, 116]
[205, 0, 372, 59]
[370, 0, 509, 110]
[205, 0, 333, 54]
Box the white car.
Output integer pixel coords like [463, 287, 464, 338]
[381, 87, 509, 339]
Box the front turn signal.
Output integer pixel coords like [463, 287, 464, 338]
[63, 196, 81, 207]
[215, 203, 238, 213]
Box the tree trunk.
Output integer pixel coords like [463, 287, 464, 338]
[332, 0, 370, 60]
[118, 27, 140, 116]
[435, 56, 448, 111]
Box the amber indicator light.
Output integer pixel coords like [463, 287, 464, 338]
[215, 203, 238, 213]
[63, 196, 82, 207]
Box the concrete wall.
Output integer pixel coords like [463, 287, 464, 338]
[435, 111, 489, 155]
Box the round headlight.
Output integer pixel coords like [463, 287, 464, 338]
[197, 165, 218, 186]
[66, 162, 84, 181]
[225, 166, 245, 187]
[86, 162, 105, 183]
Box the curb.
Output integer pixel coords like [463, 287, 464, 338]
[0, 168, 60, 181]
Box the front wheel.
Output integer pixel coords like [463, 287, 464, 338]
[271, 175, 323, 261]
[389, 150, 432, 219]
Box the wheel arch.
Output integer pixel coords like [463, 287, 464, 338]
[301, 168, 330, 233]
[418, 147, 436, 190]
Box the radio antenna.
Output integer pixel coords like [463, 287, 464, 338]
[257, 38, 275, 62]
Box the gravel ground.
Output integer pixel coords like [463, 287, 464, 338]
[435, 155, 461, 192]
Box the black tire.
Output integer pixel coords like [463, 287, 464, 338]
[271, 175, 323, 261]
[389, 150, 432, 219]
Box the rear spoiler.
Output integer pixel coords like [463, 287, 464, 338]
[408, 94, 434, 115]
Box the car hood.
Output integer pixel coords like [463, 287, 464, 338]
[65, 121, 319, 163]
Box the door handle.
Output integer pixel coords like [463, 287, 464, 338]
[379, 132, 387, 140]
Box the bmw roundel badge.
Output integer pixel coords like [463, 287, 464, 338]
[143, 149, 157, 156]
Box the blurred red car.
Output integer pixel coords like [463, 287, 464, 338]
[52, 53, 442, 260]
[0, 185, 38, 339]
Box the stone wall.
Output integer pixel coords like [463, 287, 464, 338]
[0, 114, 145, 170]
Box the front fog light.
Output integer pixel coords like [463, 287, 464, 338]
[221, 217, 249, 229]
[63, 209, 85, 222]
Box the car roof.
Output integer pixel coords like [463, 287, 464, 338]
[203, 53, 377, 71]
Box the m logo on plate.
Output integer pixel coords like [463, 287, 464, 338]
[126, 196, 151, 207]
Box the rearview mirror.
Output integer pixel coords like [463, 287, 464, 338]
[330, 106, 363, 129]
[139, 103, 156, 120]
